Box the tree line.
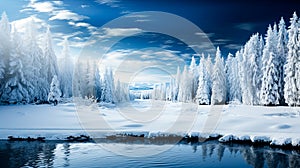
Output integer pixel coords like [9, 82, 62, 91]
[0, 12, 129, 104]
[153, 12, 300, 106]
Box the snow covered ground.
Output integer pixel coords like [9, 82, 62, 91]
[0, 99, 300, 146]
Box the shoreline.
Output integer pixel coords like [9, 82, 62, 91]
[1, 100, 300, 150]
[2, 132, 300, 151]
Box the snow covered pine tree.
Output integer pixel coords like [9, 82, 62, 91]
[48, 75, 61, 106]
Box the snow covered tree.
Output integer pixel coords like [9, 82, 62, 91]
[250, 33, 263, 104]
[152, 84, 160, 100]
[235, 48, 246, 104]
[85, 60, 96, 98]
[173, 66, 181, 101]
[43, 26, 59, 86]
[101, 67, 115, 103]
[0, 12, 11, 98]
[262, 25, 278, 76]
[178, 65, 193, 102]
[225, 53, 241, 103]
[152, 83, 167, 100]
[95, 65, 102, 101]
[205, 54, 213, 100]
[0, 26, 32, 103]
[168, 78, 175, 102]
[211, 47, 226, 105]
[48, 75, 61, 106]
[284, 12, 300, 106]
[59, 38, 73, 98]
[189, 56, 199, 100]
[196, 55, 210, 105]
[115, 79, 129, 103]
[23, 18, 46, 102]
[73, 59, 84, 98]
[240, 33, 263, 105]
[260, 52, 280, 105]
[277, 17, 288, 105]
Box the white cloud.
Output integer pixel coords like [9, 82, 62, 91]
[27, 1, 55, 13]
[53, 31, 83, 41]
[49, 10, 88, 21]
[69, 39, 97, 48]
[225, 44, 242, 50]
[75, 22, 90, 27]
[81, 4, 89, 8]
[52, 1, 63, 6]
[68, 21, 90, 28]
[235, 23, 257, 31]
[214, 39, 231, 42]
[95, 0, 120, 8]
[97, 27, 143, 39]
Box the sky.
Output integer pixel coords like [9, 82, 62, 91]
[0, 0, 299, 84]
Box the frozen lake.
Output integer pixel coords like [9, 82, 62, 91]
[0, 140, 299, 168]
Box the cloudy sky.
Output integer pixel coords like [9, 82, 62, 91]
[1, 0, 299, 84]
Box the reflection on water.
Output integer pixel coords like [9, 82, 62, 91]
[0, 141, 56, 168]
[0, 140, 299, 168]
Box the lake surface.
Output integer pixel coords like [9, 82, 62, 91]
[0, 140, 299, 168]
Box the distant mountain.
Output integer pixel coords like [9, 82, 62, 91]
[129, 83, 154, 90]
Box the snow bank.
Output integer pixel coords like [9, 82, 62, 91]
[0, 100, 300, 147]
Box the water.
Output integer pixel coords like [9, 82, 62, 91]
[0, 140, 299, 168]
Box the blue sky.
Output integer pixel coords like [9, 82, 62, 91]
[0, 0, 299, 83]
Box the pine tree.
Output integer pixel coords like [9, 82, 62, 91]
[43, 26, 58, 86]
[260, 52, 280, 105]
[85, 60, 95, 98]
[0, 26, 32, 103]
[241, 34, 262, 105]
[262, 25, 278, 75]
[205, 54, 213, 101]
[115, 79, 122, 102]
[168, 78, 175, 102]
[0, 12, 11, 99]
[95, 65, 102, 101]
[73, 59, 85, 98]
[196, 55, 210, 105]
[225, 53, 241, 103]
[189, 56, 198, 100]
[250, 33, 263, 105]
[24, 18, 45, 102]
[236, 49, 245, 103]
[277, 17, 288, 105]
[178, 65, 192, 102]
[101, 67, 115, 103]
[211, 47, 226, 105]
[59, 38, 73, 98]
[173, 66, 181, 101]
[284, 12, 300, 106]
[260, 24, 281, 105]
[48, 75, 61, 105]
[120, 82, 129, 102]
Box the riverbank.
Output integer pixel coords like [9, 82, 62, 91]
[0, 99, 300, 148]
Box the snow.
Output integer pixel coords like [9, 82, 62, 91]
[1, 99, 300, 147]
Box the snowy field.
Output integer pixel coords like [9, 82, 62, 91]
[0, 99, 300, 146]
